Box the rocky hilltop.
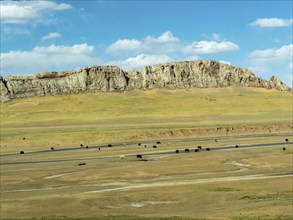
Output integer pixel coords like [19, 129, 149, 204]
[0, 60, 289, 102]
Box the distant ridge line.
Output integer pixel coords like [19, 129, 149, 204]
[0, 60, 289, 102]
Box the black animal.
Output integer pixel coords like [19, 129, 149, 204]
[153, 145, 157, 148]
[185, 149, 190, 152]
[80, 144, 83, 148]
[51, 147, 55, 151]
[137, 154, 142, 159]
[206, 147, 210, 151]
[283, 147, 286, 151]
[156, 141, 161, 144]
[235, 145, 239, 148]
[138, 143, 141, 146]
[23, 137, 26, 140]
[175, 150, 179, 153]
[198, 146, 202, 149]
[20, 151, 24, 154]
[108, 144, 112, 147]
[285, 138, 289, 142]
[98, 147, 101, 150]
[78, 163, 86, 166]
[195, 149, 199, 152]
[144, 145, 147, 148]
[86, 146, 89, 149]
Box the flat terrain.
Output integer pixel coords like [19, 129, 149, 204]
[0, 87, 292, 219]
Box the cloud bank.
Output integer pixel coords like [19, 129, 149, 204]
[0, 0, 72, 24]
[1, 43, 99, 75]
[250, 18, 293, 28]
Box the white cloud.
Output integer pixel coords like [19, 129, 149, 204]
[249, 44, 293, 60]
[183, 41, 240, 54]
[219, 60, 232, 65]
[107, 32, 239, 58]
[247, 44, 293, 87]
[33, 43, 95, 55]
[108, 54, 173, 70]
[0, 43, 99, 75]
[107, 39, 144, 53]
[0, 0, 73, 24]
[1, 25, 31, 37]
[107, 31, 181, 54]
[250, 18, 293, 27]
[42, 32, 62, 40]
[145, 31, 180, 43]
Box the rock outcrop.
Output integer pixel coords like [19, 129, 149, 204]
[0, 60, 290, 102]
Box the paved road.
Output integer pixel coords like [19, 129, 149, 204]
[0, 141, 292, 166]
[1, 132, 291, 157]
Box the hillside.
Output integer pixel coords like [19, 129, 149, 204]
[0, 60, 289, 102]
[1, 87, 292, 151]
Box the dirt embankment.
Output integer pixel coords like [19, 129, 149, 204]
[131, 124, 293, 139]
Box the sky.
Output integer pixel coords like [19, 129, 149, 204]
[0, 0, 292, 87]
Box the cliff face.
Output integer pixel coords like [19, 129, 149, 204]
[0, 60, 290, 102]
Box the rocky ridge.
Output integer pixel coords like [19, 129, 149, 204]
[0, 60, 290, 102]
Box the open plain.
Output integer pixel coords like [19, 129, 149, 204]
[0, 87, 292, 220]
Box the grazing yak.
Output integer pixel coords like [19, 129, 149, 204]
[137, 154, 142, 159]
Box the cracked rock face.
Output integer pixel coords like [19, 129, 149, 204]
[0, 60, 290, 102]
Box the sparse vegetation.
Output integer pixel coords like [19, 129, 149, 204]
[232, 215, 292, 220]
[1, 87, 292, 220]
[1, 88, 292, 149]
[208, 187, 240, 192]
[1, 216, 196, 220]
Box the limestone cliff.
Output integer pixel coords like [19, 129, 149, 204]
[0, 60, 290, 102]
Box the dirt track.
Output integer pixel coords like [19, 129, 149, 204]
[1, 133, 292, 219]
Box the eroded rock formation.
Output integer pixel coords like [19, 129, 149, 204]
[0, 60, 290, 102]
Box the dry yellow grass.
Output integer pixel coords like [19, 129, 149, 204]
[1, 142, 292, 220]
[0, 87, 292, 219]
[0, 87, 292, 153]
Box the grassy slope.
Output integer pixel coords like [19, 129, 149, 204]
[0, 87, 292, 148]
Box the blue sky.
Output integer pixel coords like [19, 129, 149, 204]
[1, 0, 292, 87]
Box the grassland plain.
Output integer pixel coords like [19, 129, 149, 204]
[0, 87, 292, 153]
[0, 87, 292, 220]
